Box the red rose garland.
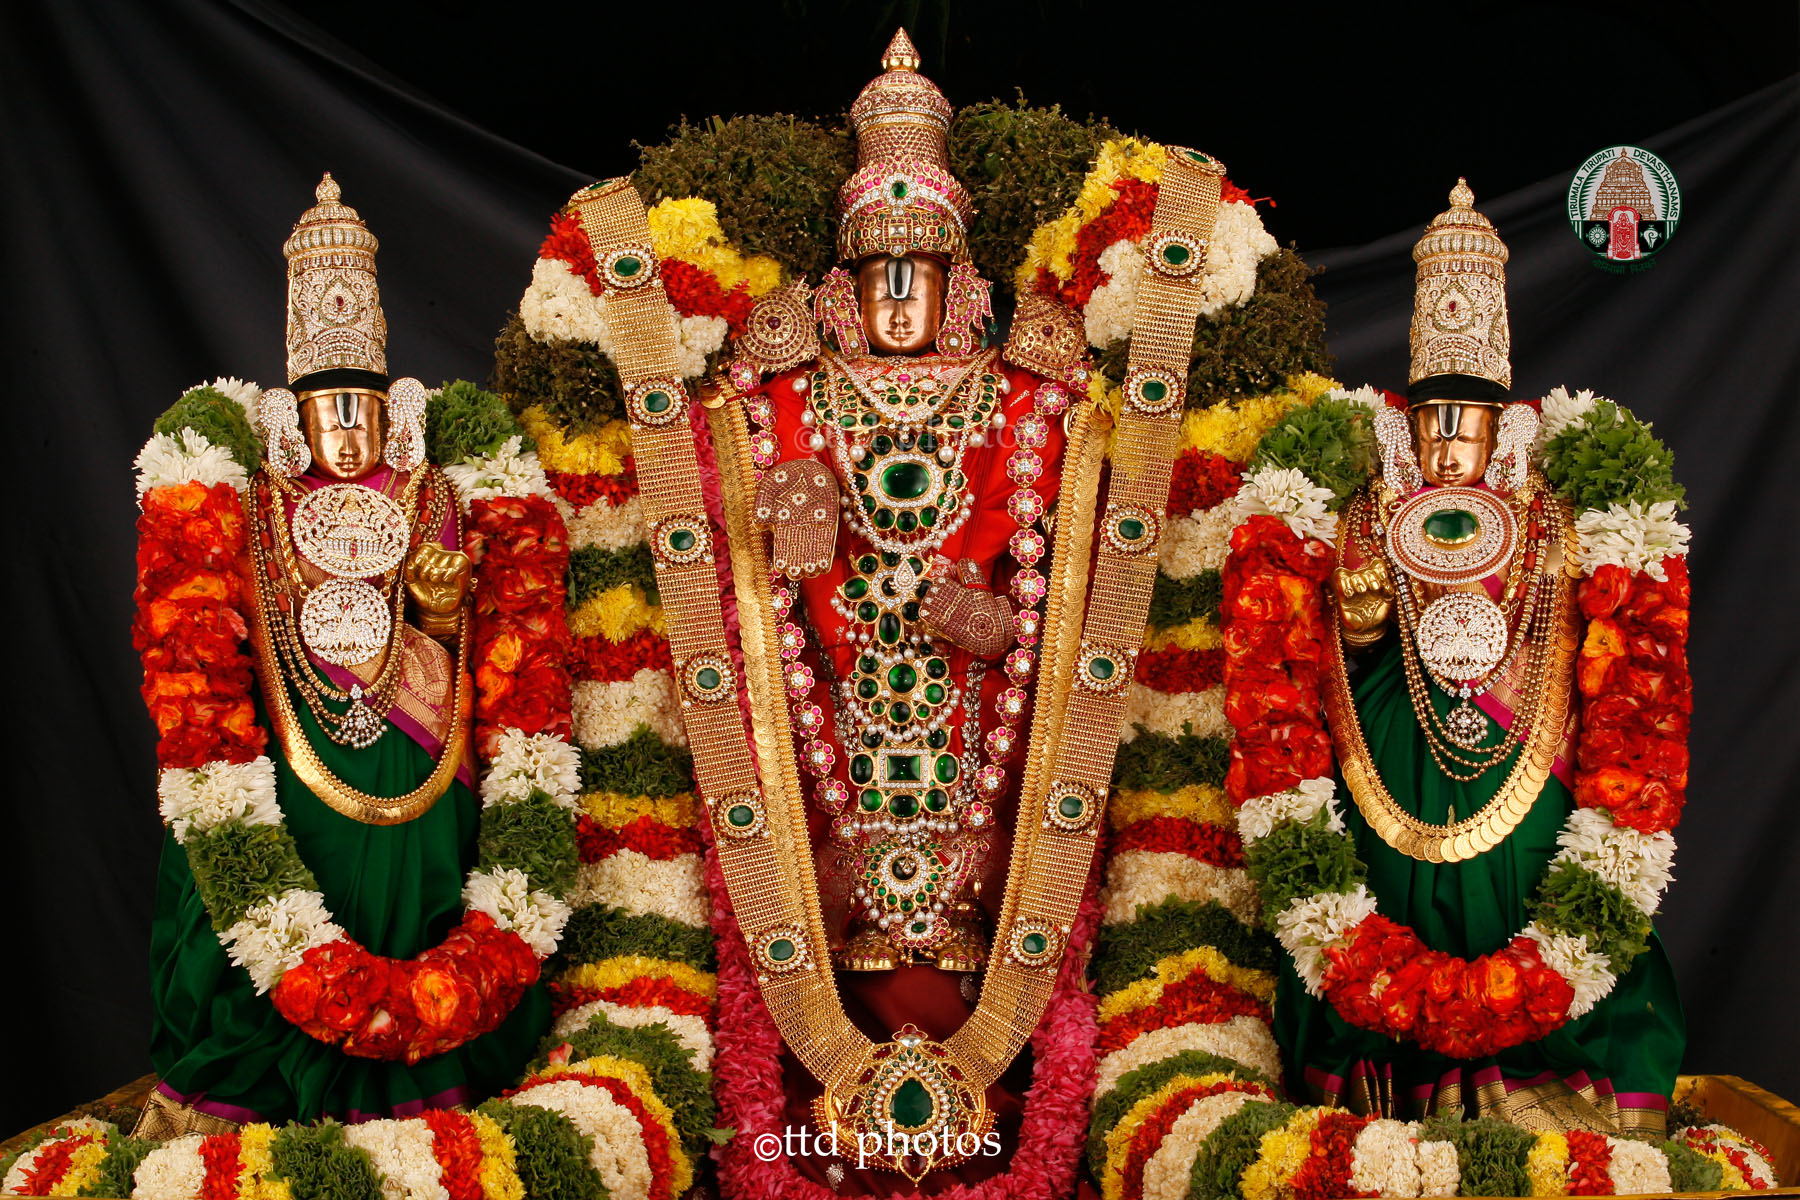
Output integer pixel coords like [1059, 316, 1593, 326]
[465, 493, 574, 758]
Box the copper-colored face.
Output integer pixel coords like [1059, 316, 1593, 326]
[1411, 403, 1495, 488]
[856, 255, 945, 355]
[300, 389, 385, 481]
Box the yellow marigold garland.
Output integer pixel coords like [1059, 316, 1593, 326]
[1016, 138, 1168, 290]
[235, 1124, 291, 1200]
[1143, 616, 1222, 652]
[45, 1139, 107, 1198]
[468, 1110, 526, 1200]
[1527, 1131, 1573, 1196]
[1239, 1108, 1327, 1200]
[1107, 783, 1233, 830]
[1097, 946, 1277, 1022]
[567, 584, 665, 641]
[558, 956, 718, 1001]
[645, 198, 782, 297]
[579, 791, 703, 829]
[519, 409, 634, 477]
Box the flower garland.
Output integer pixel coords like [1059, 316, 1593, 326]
[132, 382, 582, 1063]
[1222, 388, 1690, 1058]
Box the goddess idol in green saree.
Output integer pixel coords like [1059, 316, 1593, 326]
[1244, 181, 1687, 1134]
[131, 178, 571, 1135]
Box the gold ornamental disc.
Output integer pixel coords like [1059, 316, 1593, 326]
[292, 482, 408, 578]
[299, 578, 392, 666]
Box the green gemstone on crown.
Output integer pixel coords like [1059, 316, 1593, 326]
[891, 1077, 933, 1128]
[767, 937, 796, 962]
[934, 754, 959, 784]
[851, 754, 875, 784]
[860, 788, 883, 811]
[923, 683, 945, 705]
[890, 793, 919, 818]
[1020, 932, 1048, 955]
[885, 754, 922, 783]
[891, 180, 910, 199]
[1422, 508, 1481, 545]
[642, 389, 671, 413]
[695, 666, 722, 691]
[844, 577, 869, 600]
[1184, 149, 1212, 164]
[727, 803, 756, 827]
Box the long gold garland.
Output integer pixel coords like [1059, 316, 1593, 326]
[570, 151, 1223, 1176]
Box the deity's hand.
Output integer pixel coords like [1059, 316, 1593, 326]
[918, 558, 1015, 659]
[406, 544, 472, 639]
[756, 459, 838, 579]
[1332, 559, 1393, 648]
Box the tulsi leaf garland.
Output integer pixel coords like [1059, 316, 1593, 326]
[1222, 388, 1691, 1062]
[131, 381, 581, 1064]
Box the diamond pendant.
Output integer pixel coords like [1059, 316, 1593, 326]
[335, 699, 387, 748]
[1443, 698, 1488, 749]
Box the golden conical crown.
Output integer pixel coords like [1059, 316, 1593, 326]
[283, 173, 388, 384]
[1408, 179, 1511, 395]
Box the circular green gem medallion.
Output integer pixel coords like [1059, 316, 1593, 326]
[1021, 932, 1048, 956]
[695, 666, 722, 691]
[727, 803, 756, 827]
[642, 389, 671, 413]
[767, 937, 796, 962]
[880, 461, 932, 501]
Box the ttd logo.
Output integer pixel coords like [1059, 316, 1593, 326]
[1567, 146, 1681, 273]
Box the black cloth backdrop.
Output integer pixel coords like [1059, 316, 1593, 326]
[3, 0, 1795, 1136]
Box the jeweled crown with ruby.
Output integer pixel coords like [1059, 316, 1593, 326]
[284, 173, 389, 384]
[835, 29, 974, 264]
[1408, 178, 1512, 393]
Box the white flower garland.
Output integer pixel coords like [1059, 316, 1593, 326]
[1552, 806, 1676, 916]
[1416, 1138, 1462, 1196]
[134, 429, 250, 498]
[510, 1078, 653, 1200]
[158, 757, 282, 843]
[1574, 499, 1691, 580]
[443, 435, 553, 505]
[1537, 385, 1600, 449]
[132, 1135, 207, 1200]
[1230, 465, 1338, 544]
[1094, 1015, 1284, 1099]
[1121, 683, 1229, 743]
[463, 866, 575, 958]
[1235, 777, 1342, 846]
[571, 671, 686, 750]
[553, 998, 714, 1072]
[1082, 200, 1277, 350]
[571, 852, 708, 926]
[521, 256, 614, 348]
[482, 728, 583, 807]
[1101, 852, 1258, 927]
[1141, 1092, 1256, 1200]
[1158, 506, 1236, 573]
[1271, 883, 1381, 996]
[1348, 1118, 1425, 1199]
[1518, 924, 1617, 1017]
[343, 1119, 452, 1200]
[221, 889, 348, 993]
[1606, 1135, 1675, 1195]
[560, 493, 647, 553]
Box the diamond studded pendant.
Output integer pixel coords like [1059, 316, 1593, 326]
[1443, 698, 1489, 749]
[812, 1025, 994, 1182]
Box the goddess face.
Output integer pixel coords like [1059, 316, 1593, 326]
[856, 254, 946, 355]
[1411, 402, 1495, 488]
[300, 388, 385, 481]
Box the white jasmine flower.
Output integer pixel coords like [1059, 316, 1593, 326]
[1141, 1093, 1256, 1200]
[158, 757, 281, 843]
[521, 256, 614, 349]
[220, 889, 346, 993]
[1553, 807, 1676, 915]
[1537, 385, 1601, 449]
[1121, 683, 1229, 744]
[481, 729, 582, 807]
[463, 867, 573, 957]
[676, 314, 730, 378]
[571, 671, 685, 750]
[1101, 853, 1259, 926]
[205, 376, 264, 430]
[1520, 922, 1617, 1017]
[1416, 1138, 1461, 1197]
[1094, 1016, 1282, 1098]
[510, 1079, 653, 1200]
[343, 1119, 451, 1200]
[1605, 1137, 1672, 1196]
[1231, 465, 1339, 544]
[1326, 384, 1386, 413]
[1236, 777, 1343, 846]
[1574, 500, 1691, 579]
[1083, 239, 1146, 348]
[554, 999, 714, 1072]
[564, 493, 648, 553]
[443, 435, 553, 505]
[1349, 1118, 1425, 1198]
[1196, 201, 1278, 317]
[1273, 885, 1379, 995]
[570, 852, 708, 926]
[134, 429, 250, 498]
[1159, 506, 1236, 573]
[132, 1135, 208, 1200]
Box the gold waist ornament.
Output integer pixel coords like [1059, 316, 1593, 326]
[1324, 489, 1581, 863]
[568, 153, 1223, 1180]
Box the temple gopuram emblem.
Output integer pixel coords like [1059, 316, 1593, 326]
[1567, 144, 1681, 271]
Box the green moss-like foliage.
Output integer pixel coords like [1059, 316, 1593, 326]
[81, 1133, 156, 1199]
[476, 1101, 607, 1200]
[479, 790, 580, 898]
[948, 96, 1122, 295]
[1187, 1100, 1297, 1200]
[154, 385, 264, 472]
[1098, 248, 1331, 407]
[1085, 1052, 1272, 1175]
[1249, 392, 1377, 509]
[184, 822, 317, 931]
[1245, 815, 1367, 923]
[579, 726, 695, 798]
[568, 543, 659, 610]
[1540, 397, 1685, 511]
[1661, 1138, 1726, 1192]
[633, 114, 856, 283]
[1113, 727, 1229, 792]
[427, 379, 529, 466]
[1147, 568, 1223, 631]
[268, 1121, 386, 1200]
[530, 1016, 717, 1154]
[1091, 898, 1277, 997]
[551, 905, 717, 978]
[1417, 1114, 1535, 1197]
[1530, 862, 1653, 971]
[491, 313, 627, 433]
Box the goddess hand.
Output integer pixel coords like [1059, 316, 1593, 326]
[406, 544, 472, 621]
[1332, 560, 1392, 644]
[918, 558, 1014, 659]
